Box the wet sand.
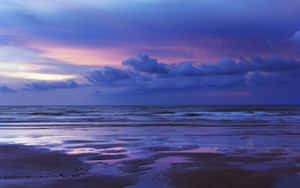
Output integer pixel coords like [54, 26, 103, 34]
[0, 144, 87, 179]
[0, 144, 136, 188]
[163, 152, 300, 188]
[1, 144, 299, 188]
[0, 126, 300, 187]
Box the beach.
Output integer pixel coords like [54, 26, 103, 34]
[1, 0, 300, 186]
[0, 106, 300, 187]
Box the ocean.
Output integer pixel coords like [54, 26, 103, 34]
[0, 105, 300, 126]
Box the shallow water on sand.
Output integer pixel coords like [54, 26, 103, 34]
[0, 125, 299, 187]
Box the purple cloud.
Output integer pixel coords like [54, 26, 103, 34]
[87, 55, 300, 94]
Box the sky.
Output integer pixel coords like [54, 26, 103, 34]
[0, 0, 300, 105]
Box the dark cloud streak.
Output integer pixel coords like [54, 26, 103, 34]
[24, 81, 83, 91]
[0, 86, 16, 93]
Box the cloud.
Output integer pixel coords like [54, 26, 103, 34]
[0, 46, 102, 86]
[290, 30, 300, 43]
[122, 55, 300, 77]
[24, 80, 83, 91]
[87, 66, 150, 91]
[87, 54, 300, 94]
[1, 0, 299, 63]
[2, 54, 300, 105]
[88, 67, 131, 83]
[0, 86, 15, 93]
[122, 54, 169, 74]
[14, 54, 300, 95]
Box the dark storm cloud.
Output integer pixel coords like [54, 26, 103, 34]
[88, 67, 131, 83]
[122, 55, 300, 76]
[192, 56, 300, 76]
[87, 54, 300, 94]
[122, 55, 169, 74]
[87, 66, 150, 90]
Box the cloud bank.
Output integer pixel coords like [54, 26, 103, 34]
[87, 55, 300, 94]
[2, 54, 300, 105]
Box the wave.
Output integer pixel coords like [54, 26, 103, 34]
[153, 111, 176, 115]
[183, 113, 203, 117]
[31, 112, 65, 116]
[0, 105, 300, 126]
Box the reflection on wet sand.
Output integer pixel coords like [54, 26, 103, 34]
[0, 126, 299, 188]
